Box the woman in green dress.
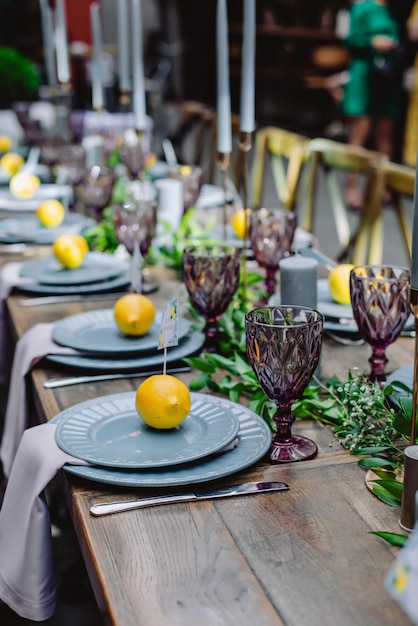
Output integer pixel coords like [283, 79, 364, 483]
[341, 0, 401, 210]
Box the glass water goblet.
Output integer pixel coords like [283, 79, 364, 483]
[112, 181, 157, 294]
[350, 265, 410, 384]
[119, 130, 151, 180]
[183, 245, 241, 350]
[249, 208, 297, 300]
[80, 164, 114, 220]
[168, 165, 203, 213]
[245, 305, 323, 463]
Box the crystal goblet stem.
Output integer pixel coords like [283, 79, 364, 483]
[245, 306, 323, 463]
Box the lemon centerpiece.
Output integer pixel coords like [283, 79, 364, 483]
[113, 293, 155, 337]
[36, 199, 66, 228]
[135, 374, 191, 429]
[9, 171, 40, 198]
[53, 234, 89, 269]
[328, 264, 355, 305]
[230, 208, 250, 239]
[0, 151, 24, 175]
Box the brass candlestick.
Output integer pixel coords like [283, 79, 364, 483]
[409, 286, 418, 445]
[237, 130, 253, 303]
[216, 151, 231, 243]
[119, 91, 131, 110]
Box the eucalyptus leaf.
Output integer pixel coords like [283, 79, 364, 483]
[370, 531, 407, 547]
[370, 484, 401, 507]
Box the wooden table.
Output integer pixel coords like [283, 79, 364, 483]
[4, 263, 416, 626]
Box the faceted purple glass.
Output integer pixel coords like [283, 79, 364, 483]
[249, 208, 297, 298]
[183, 245, 241, 348]
[168, 165, 203, 213]
[350, 265, 410, 383]
[245, 306, 323, 463]
[113, 197, 157, 257]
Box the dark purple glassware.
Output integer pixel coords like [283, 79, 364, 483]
[245, 305, 323, 463]
[249, 208, 297, 299]
[350, 265, 410, 383]
[183, 245, 241, 349]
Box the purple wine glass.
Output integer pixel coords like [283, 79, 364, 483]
[245, 305, 323, 463]
[80, 165, 114, 220]
[183, 245, 241, 349]
[350, 265, 410, 384]
[168, 165, 203, 213]
[249, 208, 297, 299]
[112, 181, 157, 294]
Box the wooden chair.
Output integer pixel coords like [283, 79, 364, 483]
[250, 126, 311, 211]
[166, 101, 241, 189]
[353, 160, 413, 264]
[301, 138, 384, 263]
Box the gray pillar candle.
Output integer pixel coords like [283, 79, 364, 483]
[400, 445, 418, 532]
[279, 256, 318, 309]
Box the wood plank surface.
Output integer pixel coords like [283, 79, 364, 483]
[3, 261, 415, 626]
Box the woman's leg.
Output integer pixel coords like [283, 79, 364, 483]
[346, 115, 372, 209]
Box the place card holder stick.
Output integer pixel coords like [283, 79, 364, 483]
[216, 151, 230, 243]
[238, 130, 253, 302]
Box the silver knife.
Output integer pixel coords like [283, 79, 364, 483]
[19, 292, 128, 307]
[89, 481, 289, 516]
[43, 366, 191, 389]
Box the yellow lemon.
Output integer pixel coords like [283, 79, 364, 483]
[0, 135, 12, 153]
[1, 152, 24, 175]
[9, 172, 40, 198]
[230, 208, 250, 239]
[135, 374, 191, 429]
[53, 234, 86, 269]
[113, 293, 155, 336]
[36, 199, 66, 228]
[328, 264, 355, 305]
[72, 234, 89, 257]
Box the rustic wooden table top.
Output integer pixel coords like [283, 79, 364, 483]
[3, 261, 416, 626]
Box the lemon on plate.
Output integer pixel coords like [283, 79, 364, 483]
[113, 293, 155, 337]
[328, 264, 355, 305]
[36, 199, 66, 228]
[1, 152, 24, 176]
[230, 208, 250, 239]
[53, 234, 88, 269]
[9, 171, 41, 198]
[135, 374, 191, 429]
[0, 136, 13, 153]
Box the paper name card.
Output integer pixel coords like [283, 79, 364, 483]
[158, 297, 179, 350]
[385, 524, 418, 622]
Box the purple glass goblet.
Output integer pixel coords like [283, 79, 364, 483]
[80, 165, 114, 220]
[183, 245, 241, 350]
[112, 182, 157, 294]
[245, 305, 323, 463]
[350, 265, 410, 384]
[249, 208, 297, 300]
[168, 165, 203, 213]
[119, 131, 150, 180]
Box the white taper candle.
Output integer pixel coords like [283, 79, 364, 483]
[240, 0, 255, 133]
[90, 2, 104, 111]
[117, 0, 131, 93]
[216, 0, 232, 154]
[55, 0, 70, 84]
[131, 0, 147, 130]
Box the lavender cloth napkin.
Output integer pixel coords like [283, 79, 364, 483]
[0, 261, 35, 384]
[0, 323, 76, 477]
[0, 423, 87, 622]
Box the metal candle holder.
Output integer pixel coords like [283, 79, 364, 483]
[216, 151, 231, 243]
[409, 286, 418, 445]
[237, 130, 253, 302]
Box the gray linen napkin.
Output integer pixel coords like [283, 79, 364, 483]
[0, 423, 87, 621]
[0, 322, 76, 477]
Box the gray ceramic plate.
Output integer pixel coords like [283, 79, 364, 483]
[20, 252, 130, 286]
[0, 184, 73, 211]
[51, 392, 272, 487]
[51, 309, 191, 355]
[54, 392, 240, 469]
[0, 213, 95, 244]
[17, 271, 131, 296]
[46, 330, 206, 373]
